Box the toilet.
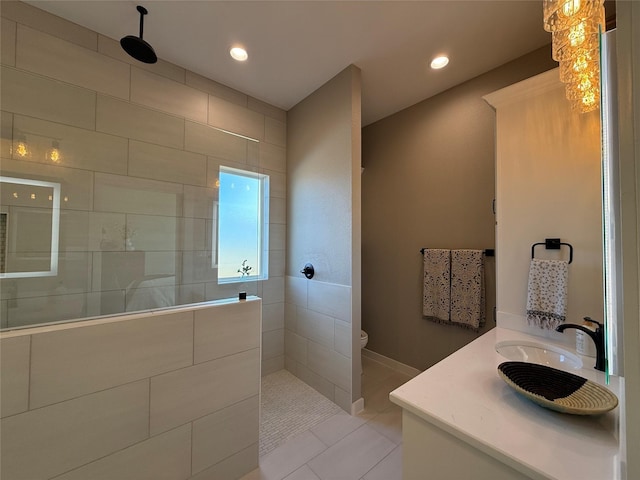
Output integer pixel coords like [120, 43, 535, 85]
[360, 329, 368, 349]
[360, 330, 368, 375]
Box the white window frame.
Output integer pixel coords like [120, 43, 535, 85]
[216, 166, 269, 284]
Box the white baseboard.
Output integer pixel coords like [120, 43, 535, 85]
[351, 397, 365, 415]
[362, 348, 421, 377]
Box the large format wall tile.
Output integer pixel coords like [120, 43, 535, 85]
[14, 115, 128, 174]
[284, 302, 298, 331]
[98, 35, 185, 84]
[131, 68, 207, 123]
[194, 299, 260, 364]
[96, 95, 184, 149]
[91, 251, 179, 292]
[286, 275, 308, 307]
[186, 70, 247, 107]
[296, 363, 335, 401]
[262, 355, 284, 376]
[263, 302, 285, 332]
[87, 212, 126, 251]
[307, 341, 351, 392]
[17, 25, 129, 100]
[5, 291, 114, 329]
[29, 311, 193, 408]
[259, 142, 286, 173]
[284, 330, 307, 365]
[1, 66, 96, 129]
[190, 443, 258, 480]
[53, 424, 192, 480]
[178, 217, 206, 251]
[129, 140, 207, 187]
[0, 158, 94, 211]
[181, 250, 217, 284]
[1, 252, 92, 300]
[1, 1, 97, 50]
[268, 170, 286, 198]
[297, 307, 335, 349]
[270, 223, 286, 251]
[1, 110, 12, 158]
[248, 97, 287, 122]
[334, 319, 352, 358]
[269, 250, 285, 277]
[208, 96, 264, 141]
[192, 395, 259, 474]
[0, 336, 30, 418]
[0, 380, 149, 480]
[125, 214, 178, 252]
[262, 276, 284, 304]
[86, 290, 126, 317]
[262, 328, 284, 360]
[150, 348, 259, 435]
[94, 173, 183, 217]
[1, 18, 16, 66]
[185, 120, 247, 162]
[270, 197, 286, 224]
[183, 185, 217, 219]
[308, 281, 351, 323]
[265, 117, 286, 147]
[333, 385, 352, 413]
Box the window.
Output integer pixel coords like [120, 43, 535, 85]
[216, 166, 269, 283]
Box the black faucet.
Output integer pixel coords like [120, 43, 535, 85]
[556, 317, 606, 372]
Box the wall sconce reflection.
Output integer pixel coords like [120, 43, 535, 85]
[46, 141, 62, 163]
[13, 133, 30, 159]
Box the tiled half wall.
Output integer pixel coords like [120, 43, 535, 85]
[0, 298, 261, 480]
[284, 275, 352, 412]
[0, 1, 286, 376]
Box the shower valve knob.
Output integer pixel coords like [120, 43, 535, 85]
[300, 264, 314, 279]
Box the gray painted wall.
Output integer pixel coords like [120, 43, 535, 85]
[361, 46, 557, 371]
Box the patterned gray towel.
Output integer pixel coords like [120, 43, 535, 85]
[450, 250, 485, 331]
[526, 258, 568, 329]
[422, 249, 450, 323]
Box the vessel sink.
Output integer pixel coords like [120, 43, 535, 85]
[495, 340, 583, 370]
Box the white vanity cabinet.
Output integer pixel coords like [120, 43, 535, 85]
[390, 327, 622, 480]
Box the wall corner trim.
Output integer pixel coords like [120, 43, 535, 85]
[483, 68, 562, 109]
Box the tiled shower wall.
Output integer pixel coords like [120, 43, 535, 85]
[284, 275, 353, 412]
[0, 2, 286, 375]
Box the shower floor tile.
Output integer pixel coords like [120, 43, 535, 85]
[260, 370, 341, 457]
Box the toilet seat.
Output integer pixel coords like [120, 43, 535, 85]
[360, 329, 368, 348]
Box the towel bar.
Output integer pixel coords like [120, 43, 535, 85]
[420, 248, 494, 257]
[531, 238, 573, 264]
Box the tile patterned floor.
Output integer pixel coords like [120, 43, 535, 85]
[242, 355, 415, 480]
[260, 370, 342, 456]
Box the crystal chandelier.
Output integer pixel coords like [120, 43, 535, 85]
[543, 0, 605, 113]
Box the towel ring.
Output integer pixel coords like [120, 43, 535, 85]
[531, 238, 573, 264]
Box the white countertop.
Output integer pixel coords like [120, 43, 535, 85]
[390, 326, 623, 480]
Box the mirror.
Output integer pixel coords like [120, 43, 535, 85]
[0, 176, 60, 279]
[600, 29, 623, 378]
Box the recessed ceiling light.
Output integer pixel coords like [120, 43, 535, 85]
[430, 55, 449, 69]
[230, 47, 248, 62]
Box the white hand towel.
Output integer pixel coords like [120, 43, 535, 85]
[526, 258, 568, 329]
[422, 249, 451, 323]
[450, 249, 486, 331]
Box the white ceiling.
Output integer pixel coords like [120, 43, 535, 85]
[26, 1, 552, 126]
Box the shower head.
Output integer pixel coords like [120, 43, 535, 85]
[120, 5, 157, 64]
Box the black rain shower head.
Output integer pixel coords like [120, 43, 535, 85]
[120, 5, 157, 64]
